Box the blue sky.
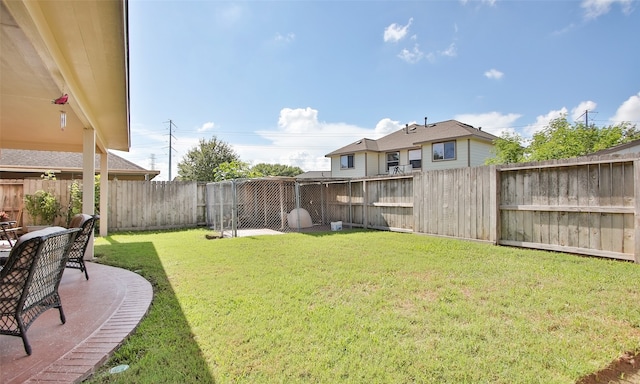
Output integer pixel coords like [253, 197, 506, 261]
[116, 0, 640, 180]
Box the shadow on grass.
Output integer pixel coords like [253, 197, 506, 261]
[91, 240, 215, 383]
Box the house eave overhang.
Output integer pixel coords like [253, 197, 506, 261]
[1, 0, 130, 154]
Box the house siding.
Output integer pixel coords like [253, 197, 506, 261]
[366, 152, 378, 176]
[468, 139, 495, 166]
[331, 152, 375, 178]
[423, 140, 467, 171]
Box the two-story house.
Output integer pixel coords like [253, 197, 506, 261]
[325, 120, 499, 178]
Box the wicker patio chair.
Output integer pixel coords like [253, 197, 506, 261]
[66, 214, 99, 280]
[0, 226, 81, 355]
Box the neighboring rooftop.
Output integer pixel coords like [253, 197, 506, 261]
[0, 149, 159, 180]
[296, 171, 334, 179]
[326, 120, 498, 157]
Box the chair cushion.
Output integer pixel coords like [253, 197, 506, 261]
[69, 214, 92, 229]
[14, 226, 67, 248]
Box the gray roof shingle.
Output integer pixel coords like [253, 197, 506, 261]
[0, 149, 157, 174]
[326, 120, 498, 157]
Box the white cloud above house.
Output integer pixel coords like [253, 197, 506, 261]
[581, 0, 634, 19]
[453, 112, 522, 136]
[250, 107, 397, 171]
[383, 18, 413, 43]
[484, 69, 504, 80]
[610, 92, 640, 123]
[375, 118, 403, 135]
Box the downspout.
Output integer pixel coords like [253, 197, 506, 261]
[467, 139, 471, 167]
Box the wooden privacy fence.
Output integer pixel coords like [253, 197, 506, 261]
[0, 179, 75, 227]
[1, 153, 639, 262]
[108, 180, 206, 231]
[0, 179, 207, 231]
[413, 154, 639, 262]
[320, 153, 640, 262]
[498, 157, 637, 262]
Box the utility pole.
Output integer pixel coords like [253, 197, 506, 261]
[585, 110, 589, 127]
[165, 119, 177, 181]
[576, 110, 593, 127]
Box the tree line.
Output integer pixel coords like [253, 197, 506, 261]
[176, 137, 304, 181]
[486, 116, 639, 165]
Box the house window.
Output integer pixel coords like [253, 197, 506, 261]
[433, 141, 456, 161]
[386, 152, 399, 171]
[409, 149, 421, 169]
[340, 154, 354, 169]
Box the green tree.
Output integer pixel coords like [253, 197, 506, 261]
[486, 116, 640, 165]
[528, 116, 640, 162]
[177, 137, 239, 181]
[67, 175, 101, 225]
[251, 163, 304, 177]
[213, 161, 261, 181]
[486, 132, 526, 165]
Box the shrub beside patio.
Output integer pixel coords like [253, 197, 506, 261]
[89, 229, 640, 383]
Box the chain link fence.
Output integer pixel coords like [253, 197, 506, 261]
[206, 177, 354, 236]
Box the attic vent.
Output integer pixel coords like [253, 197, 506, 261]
[410, 126, 417, 131]
[356, 140, 362, 144]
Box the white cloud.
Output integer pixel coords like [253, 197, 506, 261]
[398, 44, 425, 64]
[250, 107, 394, 171]
[197, 121, 215, 133]
[611, 92, 640, 123]
[484, 68, 504, 80]
[523, 108, 568, 137]
[460, 0, 497, 7]
[384, 18, 413, 43]
[581, 0, 634, 20]
[453, 112, 522, 136]
[571, 100, 597, 121]
[375, 118, 403, 135]
[275, 32, 295, 43]
[439, 43, 457, 57]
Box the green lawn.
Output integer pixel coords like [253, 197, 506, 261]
[88, 229, 640, 383]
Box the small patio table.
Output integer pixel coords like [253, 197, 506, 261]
[0, 221, 21, 268]
[1, 221, 21, 247]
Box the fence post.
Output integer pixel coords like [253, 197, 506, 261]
[232, 180, 238, 238]
[362, 180, 367, 230]
[295, 181, 301, 231]
[491, 165, 500, 245]
[634, 160, 640, 263]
